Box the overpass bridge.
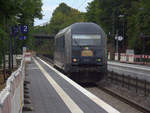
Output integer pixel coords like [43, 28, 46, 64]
[33, 34, 55, 39]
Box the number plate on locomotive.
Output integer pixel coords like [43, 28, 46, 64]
[81, 50, 93, 56]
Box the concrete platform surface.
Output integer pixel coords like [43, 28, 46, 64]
[108, 61, 150, 81]
[23, 57, 120, 113]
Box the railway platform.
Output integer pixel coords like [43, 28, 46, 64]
[108, 61, 150, 81]
[23, 57, 120, 113]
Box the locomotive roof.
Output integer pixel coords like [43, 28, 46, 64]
[56, 22, 105, 37]
[71, 22, 102, 34]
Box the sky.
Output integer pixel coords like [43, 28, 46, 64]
[34, 0, 93, 26]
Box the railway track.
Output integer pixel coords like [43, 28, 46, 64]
[97, 83, 150, 113]
[37, 55, 150, 113]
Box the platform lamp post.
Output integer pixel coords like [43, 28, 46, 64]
[115, 30, 119, 54]
[112, 9, 122, 60]
[140, 33, 145, 54]
[2, 15, 6, 81]
[118, 14, 125, 52]
[115, 31, 124, 60]
[11, 26, 19, 70]
[9, 30, 12, 73]
[139, 8, 145, 54]
[112, 10, 117, 51]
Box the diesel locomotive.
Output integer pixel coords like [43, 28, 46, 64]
[54, 22, 107, 82]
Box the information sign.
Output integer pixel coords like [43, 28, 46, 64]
[19, 36, 27, 40]
[20, 25, 28, 34]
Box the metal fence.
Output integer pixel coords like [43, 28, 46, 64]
[0, 55, 25, 113]
[108, 52, 150, 65]
[107, 71, 150, 96]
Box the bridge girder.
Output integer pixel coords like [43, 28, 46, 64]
[33, 34, 55, 39]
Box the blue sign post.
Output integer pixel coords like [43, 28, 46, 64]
[9, 24, 29, 72]
[10, 26, 20, 70]
[11, 26, 19, 36]
[20, 25, 28, 40]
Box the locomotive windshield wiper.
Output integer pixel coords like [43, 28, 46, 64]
[73, 38, 82, 48]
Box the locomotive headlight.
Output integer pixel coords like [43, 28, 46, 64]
[97, 58, 101, 62]
[73, 58, 77, 62]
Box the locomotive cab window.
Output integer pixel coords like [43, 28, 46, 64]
[72, 34, 101, 46]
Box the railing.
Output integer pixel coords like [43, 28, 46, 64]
[108, 52, 150, 65]
[107, 71, 150, 96]
[0, 54, 26, 113]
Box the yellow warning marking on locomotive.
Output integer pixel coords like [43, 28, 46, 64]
[81, 50, 93, 56]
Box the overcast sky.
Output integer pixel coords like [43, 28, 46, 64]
[34, 0, 93, 26]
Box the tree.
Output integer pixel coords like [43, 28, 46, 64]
[33, 3, 85, 56]
[86, 0, 150, 54]
[0, 0, 43, 66]
[48, 3, 85, 34]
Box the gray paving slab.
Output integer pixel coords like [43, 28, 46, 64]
[36, 58, 108, 113]
[23, 60, 71, 113]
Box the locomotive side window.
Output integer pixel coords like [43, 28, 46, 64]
[72, 34, 101, 46]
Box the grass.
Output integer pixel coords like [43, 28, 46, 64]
[0, 59, 21, 91]
[0, 60, 21, 91]
[0, 72, 6, 91]
[0, 70, 11, 91]
[0, 67, 20, 91]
